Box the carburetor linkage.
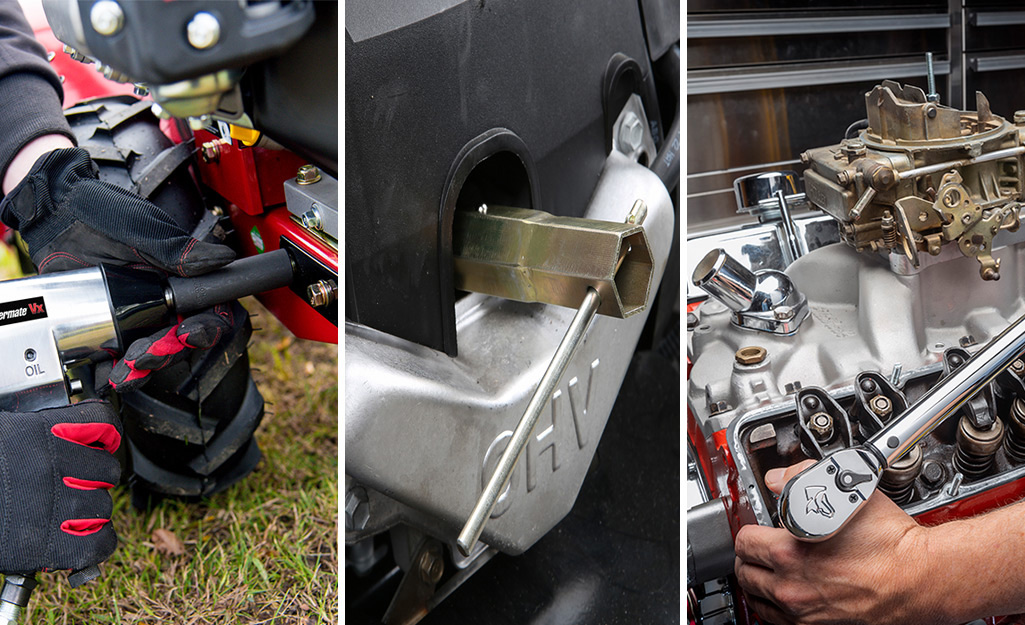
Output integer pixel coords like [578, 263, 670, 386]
[779, 311, 1025, 541]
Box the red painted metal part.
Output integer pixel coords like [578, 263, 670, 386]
[192, 129, 310, 216]
[229, 205, 337, 344]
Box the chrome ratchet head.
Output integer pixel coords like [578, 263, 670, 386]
[778, 447, 884, 541]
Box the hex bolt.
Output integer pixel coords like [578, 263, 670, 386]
[90, 0, 124, 36]
[63, 45, 89, 63]
[709, 401, 730, 416]
[920, 460, 946, 489]
[297, 164, 322, 185]
[808, 412, 834, 442]
[869, 395, 893, 419]
[1012, 359, 1025, 376]
[418, 550, 444, 585]
[774, 305, 795, 321]
[187, 12, 221, 50]
[200, 141, 222, 163]
[300, 204, 324, 231]
[735, 346, 767, 366]
[836, 170, 852, 185]
[133, 84, 149, 97]
[1015, 111, 1025, 126]
[344, 487, 370, 532]
[618, 112, 643, 153]
[306, 280, 337, 308]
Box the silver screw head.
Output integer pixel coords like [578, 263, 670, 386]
[300, 205, 324, 231]
[618, 112, 643, 153]
[773, 305, 795, 321]
[187, 12, 221, 50]
[91, 0, 124, 36]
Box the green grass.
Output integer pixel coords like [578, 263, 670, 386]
[27, 298, 338, 624]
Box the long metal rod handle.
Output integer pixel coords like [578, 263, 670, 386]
[456, 288, 602, 556]
[868, 312, 1025, 466]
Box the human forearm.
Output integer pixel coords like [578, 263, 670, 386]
[1, 133, 73, 194]
[923, 499, 1025, 623]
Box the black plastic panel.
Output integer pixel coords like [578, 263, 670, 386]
[345, 0, 655, 353]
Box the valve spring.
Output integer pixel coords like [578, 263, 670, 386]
[880, 211, 898, 249]
[1005, 398, 1025, 464]
[878, 443, 921, 505]
[878, 479, 916, 504]
[953, 415, 1004, 479]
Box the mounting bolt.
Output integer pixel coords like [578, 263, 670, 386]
[773, 305, 795, 321]
[133, 84, 149, 97]
[799, 151, 811, 165]
[1015, 111, 1025, 126]
[418, 550, 444, 585]
[306, 280, 337, 308]
[921, 460, 946, 489]
[63, 44, 89, 63]
[297, 164, 322, 185]
[187, 12, 221, 50]
[90, 0, 124, 36]
[1012, 359, 1025, 376]
[200, 141, 222, 163]
[300, 204, 324, 231]
[709, 401, 730, 416]
[618, 112, 643, 153]
[837, 170, 852, 185]
[344, 487, 370, 531]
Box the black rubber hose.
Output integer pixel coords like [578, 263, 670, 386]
[845, 118, 869, 139]
[650, 110, 680, 191]
[650, 45, 680, 191]
[168, 248, 295, 314]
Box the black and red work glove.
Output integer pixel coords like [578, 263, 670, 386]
[0, 147, 245, 391]
[0, 401, 121, 574]
[0, 147, 233, 276]
[108, 301, 243, 393]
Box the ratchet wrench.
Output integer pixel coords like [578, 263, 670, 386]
[779, 312, 1025, 541]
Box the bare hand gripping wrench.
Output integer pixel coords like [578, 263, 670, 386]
[779, 312, 1025, 541]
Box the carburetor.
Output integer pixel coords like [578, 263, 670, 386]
[687, 81, 1025, 624]
[802, 80, 1024, 280]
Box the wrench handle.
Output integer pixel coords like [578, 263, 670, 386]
[868, 312, 1025, 467]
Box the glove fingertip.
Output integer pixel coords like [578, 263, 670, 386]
[174, 240, 235, 277]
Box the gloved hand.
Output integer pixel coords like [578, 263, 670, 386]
[0, 401, 121, 574]
[108, 301, 244, 393]
[0, 147, 244, 391]
[0, 147, 233, 276]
